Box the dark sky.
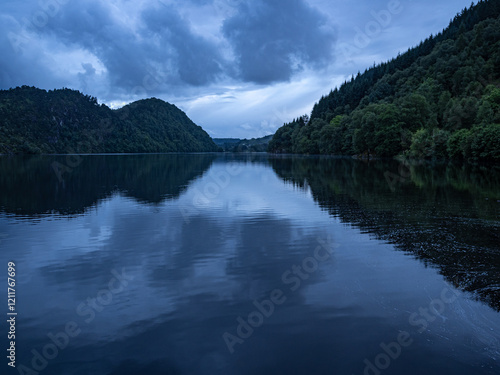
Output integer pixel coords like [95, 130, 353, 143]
[0, 0, 473, 138]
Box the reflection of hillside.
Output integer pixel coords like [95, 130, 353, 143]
[0, 154, 215, 216]
[270, 157, 500, 310]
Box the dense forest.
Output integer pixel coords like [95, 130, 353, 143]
[214, 135, 273, 152]
[0, 86, 218, 154]
[269, 0, 500, 162]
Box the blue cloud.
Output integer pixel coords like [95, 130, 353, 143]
[223, 0, 337, 83]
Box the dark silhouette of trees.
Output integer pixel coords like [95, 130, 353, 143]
[0, 87, 218, 154]
[269, 0, 500, 161]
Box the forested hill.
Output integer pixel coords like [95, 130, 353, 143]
[214, 135, 273, 152]
[0, 86, 218, 154]
[269, 0, 500, 161]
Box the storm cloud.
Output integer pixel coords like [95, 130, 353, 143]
[0, 0, 477, 138]
[39, 0, 226, 92]
[30, 0, 336, 89]
[223, 0, 336, 83]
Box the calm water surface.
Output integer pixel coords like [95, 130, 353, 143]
[1, 154, 500, 375]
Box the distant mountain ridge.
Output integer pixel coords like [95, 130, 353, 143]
[214, 135, 273, 152]
[269, 0, 500, 161]
[0, 86, 218, 154]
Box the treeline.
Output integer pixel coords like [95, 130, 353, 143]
[0, 86, 218, 154]
[269, 0, 500, 162]
[214, 135, 273, 152]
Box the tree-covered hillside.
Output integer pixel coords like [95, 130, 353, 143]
[0, 86, 218, 154]
[269, 0, 500, 162]
[214, 135, 273, 152]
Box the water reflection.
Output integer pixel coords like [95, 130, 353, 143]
[0, 154, 216, 215]
[0, 155, 499, 375]
[269, 157, 500, 311]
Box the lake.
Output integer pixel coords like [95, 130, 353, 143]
[1, 154, 500, 375]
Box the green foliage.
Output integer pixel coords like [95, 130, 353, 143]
[447, 128, 473, 159]
[268, 116, 306, 153]
[410, 129, 434, 159]
[0, 87, 218, 154]
[269, 0, 500, 162]
[398, 93, 435, 131]
[470, 123, 500, 161]
[214, 135, 273, 152]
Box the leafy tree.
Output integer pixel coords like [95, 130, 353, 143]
[0, 88, 218, 154]
[470, 123, 500, 161]
[269, 0, 500, 162]
[447, 128, 473, 159]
